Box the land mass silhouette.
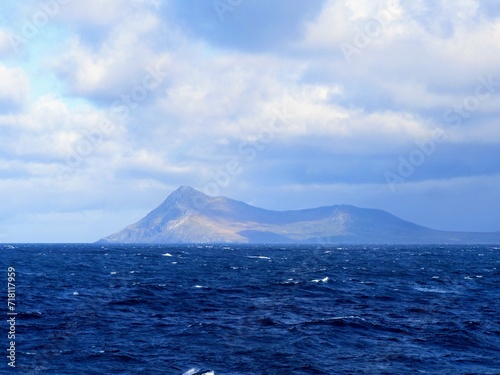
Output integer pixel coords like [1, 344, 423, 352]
[97, 186, 500, 244]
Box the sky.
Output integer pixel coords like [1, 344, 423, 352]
[1, 0, 500, 242]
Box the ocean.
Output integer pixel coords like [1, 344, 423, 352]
[1, 244, 499, 374]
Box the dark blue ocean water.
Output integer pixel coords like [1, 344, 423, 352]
[1, 244, 499, 375]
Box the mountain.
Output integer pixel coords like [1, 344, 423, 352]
[97, 186, 500, 244]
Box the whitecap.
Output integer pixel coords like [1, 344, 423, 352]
[331, 315, 364, 321]
[162, 253, 173, 257]
[194, 285, 207, 289]
[303, 315, 365, 324]
[183, 369, 215, 375]
[171, 262, 178, 265]
[73, 292, 79, 296]
[359, 281, 375, 285]
[415, 286, 452, 294]
[110, 272, 117, 275]
[246, 255, 271, 260]
[311, 277, 329, 283]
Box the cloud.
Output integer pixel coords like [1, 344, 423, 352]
[53, 9, 169, 101]
[0, 29, 12, 55]
[0, 94, 121, 162]
[60, 0, 132, 26]
[0, 65, 30, 113]
[289, 0, 500, 145]
[2, 0, 500, 241]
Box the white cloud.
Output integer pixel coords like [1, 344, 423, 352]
[54, 6, 168, 99]
[293, 0, 500, 146]
[58, 0, 161, 26]
[50, 0, 484, 157]
[0, 93, 132, 184]
[0, 65, 30, 111]
[299, 0, 403, 50]
[441, 0, 479, 22]
[59, 0, 131, 26]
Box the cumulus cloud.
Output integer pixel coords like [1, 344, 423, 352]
[53, 8, 169, 100]
[0, 94, 122, 161]
[298, 0, 500, 120]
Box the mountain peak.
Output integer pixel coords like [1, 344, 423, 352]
[170, 185, 202, 196]
[164, 186, 210, 209]
[174, 185, 199, 193]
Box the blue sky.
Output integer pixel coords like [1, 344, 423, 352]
[1, 0, 500, 242]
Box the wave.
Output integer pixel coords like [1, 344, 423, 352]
[183, 368, 215, 375]
[311, 276, 329, 283]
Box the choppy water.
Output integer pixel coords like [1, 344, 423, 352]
[1, 244, 499, 374]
